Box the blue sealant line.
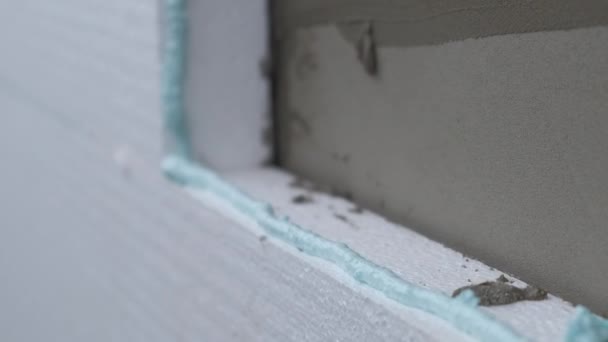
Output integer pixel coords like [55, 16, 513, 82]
[160, 0, 608, 341]
[162, 0, 191, 160]
[565, 307, 608, 342]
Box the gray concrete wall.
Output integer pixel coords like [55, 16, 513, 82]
[276, 2, 608, 312]
[273, 0, 608, 47]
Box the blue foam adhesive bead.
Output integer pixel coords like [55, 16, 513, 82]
[565, 307, 608, 342]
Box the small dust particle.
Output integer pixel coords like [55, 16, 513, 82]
[259, 235, 267, 242]
[467, 279, 472, 283]
[475, 269, 479, 272]
[292, 194, 314, 204]
[334, 214, 348, 222]
[452, 275, 548, 306]
[461, 265, 467, 269]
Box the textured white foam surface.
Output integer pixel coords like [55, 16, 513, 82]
[225, 167, 576, 342]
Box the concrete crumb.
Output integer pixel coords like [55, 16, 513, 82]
[452, 275, 548, 306]
[497, 274, 510, 283]
[292, 194, 314, 204]
[355, 21, 378, 76]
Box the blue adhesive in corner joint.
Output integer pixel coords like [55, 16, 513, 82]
[565, 306, 608, 342]
[162, 0, 191, 160]
[160, 1, 605, 341]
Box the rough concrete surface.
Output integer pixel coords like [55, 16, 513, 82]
[277, 24, 608, 312]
